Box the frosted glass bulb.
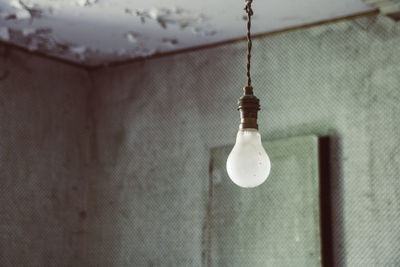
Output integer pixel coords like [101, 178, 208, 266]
[226, 128, 271, 188]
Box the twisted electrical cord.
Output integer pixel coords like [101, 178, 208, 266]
[244, 0, 253, 87]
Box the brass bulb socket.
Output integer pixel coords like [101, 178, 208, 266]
[238, 86, 260, 129]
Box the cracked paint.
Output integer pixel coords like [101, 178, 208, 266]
[162, 37, 178, 46]
[0, 0, 374, 66]
[124, 32, 140, 44]
[128, 7, 206, 30]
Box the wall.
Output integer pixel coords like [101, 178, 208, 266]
[0, 47, 91, 266]
[91, 15, 400, 266]
[1, 14, 400, 267]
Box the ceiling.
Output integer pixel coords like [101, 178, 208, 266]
[0, 0, 375, 66]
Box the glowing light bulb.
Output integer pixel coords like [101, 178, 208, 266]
[226, 128, 271, 188]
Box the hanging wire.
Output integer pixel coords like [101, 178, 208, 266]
[244, 0, 253, 87]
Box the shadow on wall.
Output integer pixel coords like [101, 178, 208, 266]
[319, 136, 346, 267]
[330, 136, 347, 267]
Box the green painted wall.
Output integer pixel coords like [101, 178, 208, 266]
[2, 13, 400, 267]
[90, 14, 400, 266]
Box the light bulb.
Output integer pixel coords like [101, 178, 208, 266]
[227, 128, 271, 188]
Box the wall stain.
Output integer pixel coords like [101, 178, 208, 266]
[79, 210, 87, 220]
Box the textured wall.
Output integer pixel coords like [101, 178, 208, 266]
[91, 15, 400, 266]
[1, 14, 400, 267]
[0, 47, 91, 266]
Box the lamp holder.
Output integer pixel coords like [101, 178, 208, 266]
[238, 86, 260, 129]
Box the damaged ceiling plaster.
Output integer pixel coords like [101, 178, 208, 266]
[0, 0, 375, 66]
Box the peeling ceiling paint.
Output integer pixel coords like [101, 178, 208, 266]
[0, 0, 374, 66]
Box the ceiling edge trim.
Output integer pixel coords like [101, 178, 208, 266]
[0, 40, 89, 70]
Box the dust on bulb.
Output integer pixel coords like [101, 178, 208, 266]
[226, 128, 271, 188]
